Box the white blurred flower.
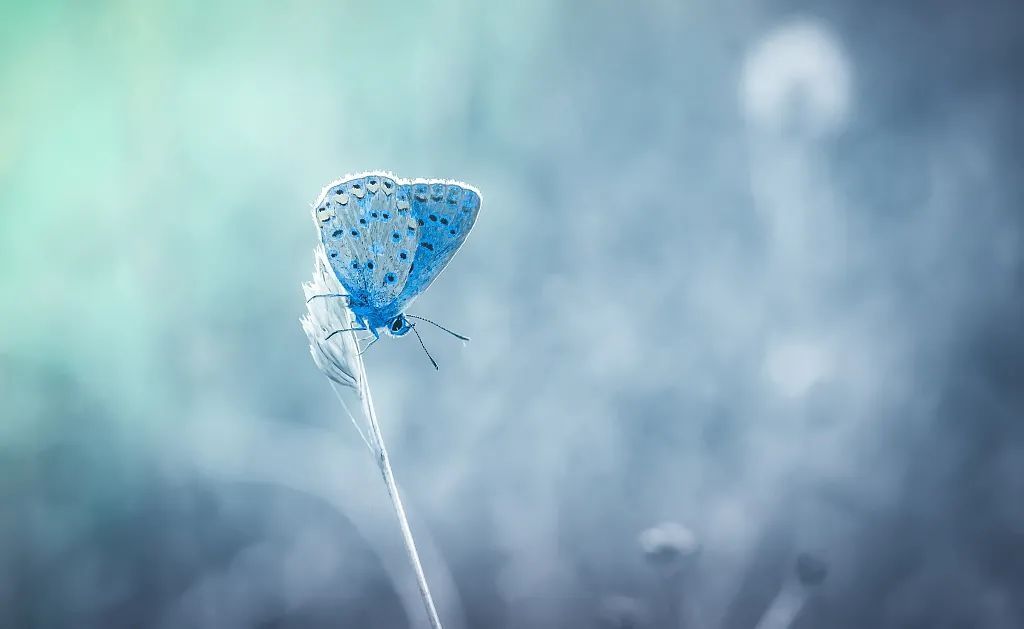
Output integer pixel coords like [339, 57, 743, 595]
[741, 17, 851, 137]
[638, 521, 700, 566]
[300, 245, 360, 390]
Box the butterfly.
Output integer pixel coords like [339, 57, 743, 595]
[310, 172, 482, 366]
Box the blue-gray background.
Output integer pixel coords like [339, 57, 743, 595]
[2, 1, 1022, 627]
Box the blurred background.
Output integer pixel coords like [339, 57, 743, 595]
[2, 1, 1022, 627]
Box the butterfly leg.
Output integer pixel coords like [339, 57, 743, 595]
[306, 293, 351, 305]
[325, 325, 367, 341]
[358, 336, 380, 356]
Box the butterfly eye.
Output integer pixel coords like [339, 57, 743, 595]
[391, 318, 403, 331]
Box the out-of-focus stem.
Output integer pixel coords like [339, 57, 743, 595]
[753, 578, 806, 629]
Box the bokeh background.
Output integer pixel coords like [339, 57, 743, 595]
[2, 1, 1022, 627]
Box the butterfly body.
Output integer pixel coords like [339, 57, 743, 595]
[313, 172, 482, 338]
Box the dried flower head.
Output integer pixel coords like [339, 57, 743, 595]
[300, 245, 360, 390]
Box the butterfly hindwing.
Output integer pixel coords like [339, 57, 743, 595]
[315, 173, 417, 310]
[397, 180, 482, 307]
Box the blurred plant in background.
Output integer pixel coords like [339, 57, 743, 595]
[639, 522, 701, 628]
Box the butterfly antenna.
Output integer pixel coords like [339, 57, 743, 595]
[411, 325, 439, 370]
[406, 315, 470, 342]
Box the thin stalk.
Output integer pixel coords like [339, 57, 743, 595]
[352, 349, 443, 629]
[328, 381, 373, 453]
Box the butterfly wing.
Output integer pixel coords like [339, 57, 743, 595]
[395, 180, 482, 308]
[314, 173, 418, 311]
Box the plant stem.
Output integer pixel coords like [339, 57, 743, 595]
[354, 353, 444, 629]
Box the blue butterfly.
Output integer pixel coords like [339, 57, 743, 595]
[310, 172, 482, 366]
